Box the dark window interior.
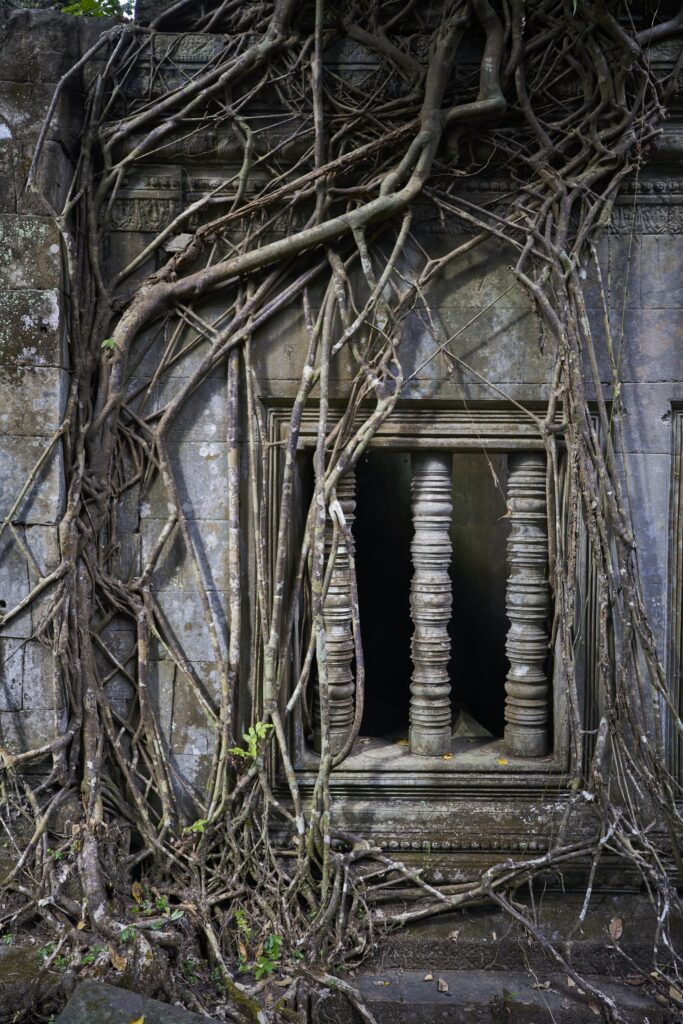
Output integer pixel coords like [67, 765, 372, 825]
[354, 450, 509, 739]
[355, 451, 413, 737]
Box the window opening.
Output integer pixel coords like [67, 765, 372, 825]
[308, 447, 552, 762]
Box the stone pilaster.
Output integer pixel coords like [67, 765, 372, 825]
[504, 452, 550, 757]
[409, 452, 452, 756]
[313, 470, 356, 755]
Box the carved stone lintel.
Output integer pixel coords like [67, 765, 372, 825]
[313, 470, 356, 755]
[504, 453, 550, 758]
[409, 452, 453, 756]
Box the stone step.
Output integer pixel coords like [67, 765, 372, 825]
[315, 969, 667, 1023]
[365, 892, 677, 976]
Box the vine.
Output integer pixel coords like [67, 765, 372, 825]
[1, 1, 683, 1021]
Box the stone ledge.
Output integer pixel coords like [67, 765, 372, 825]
[323, 968, 670, 1023]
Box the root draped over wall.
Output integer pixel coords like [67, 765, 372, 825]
[1, 1, 683, 1020]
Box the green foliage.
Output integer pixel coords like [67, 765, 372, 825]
[183, 817, 209, 835]
[234, 908, 251, 937]
[181, 957, 200, 982]
[80, 945, 106, 966]
[229, 722, 273, 760]
[119, 925, 136, 943]
[253, 933, 282, 979]
[61, 0, 133, 17]
[100, 338, 116, 351]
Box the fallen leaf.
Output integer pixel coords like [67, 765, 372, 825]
[624, 975, 645, 986]
[109, 946, 126, 972]
[397, 739, 409, 746]
[491, 931, 497, 941]
[238, 941, 248, 960]
[447, 929, 461, 941]
[589, 1003, 601, 1015]
[532, 981, 551, 990]
[127, 1018, 145, 1024]
[423, 972, 433, 981]
[669, 985, 683, 1003]
[442, 753, 453, 761]
[566, 977, 576, 988]
[437, 978, 449, 994]
[608, 916, 623, 941]
[496, 758, 508, 766]
[76, 920, 86, 930]
[131, 881, 143, 904]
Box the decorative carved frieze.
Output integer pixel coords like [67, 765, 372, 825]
[504, 453, 550, 758]
[313, 470, 356, 756]
[409, 452, 453, 756]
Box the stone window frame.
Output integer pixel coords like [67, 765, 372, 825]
[668, 404, 683, 781]
[264, 401, 600, 798]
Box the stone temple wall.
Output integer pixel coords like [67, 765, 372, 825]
[0, 9, 682, 835]
[0, 11, 84, 762]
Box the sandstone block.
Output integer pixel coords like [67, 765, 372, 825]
[0, 366, 67, 436]
[0, 290, 63, 367]
[0, 216, 61, 289]
[0, 10, 80, 84]
[0, 435, 65, 524]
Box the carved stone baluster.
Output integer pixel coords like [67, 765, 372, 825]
[409, 452, 453, 756]
[504, 452, 550, 757]
[313, 470, 356, 755]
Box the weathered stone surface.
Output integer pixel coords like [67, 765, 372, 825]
[0, 10, 80, 83]
[0, 707, 64, 754]
[56, 979, 213, 1024]
[0, 944, 54, 1020]
[617, 382, 683, 454]
[143, 441, 230, 520]
[0, 365, 66, 435]
[151, 590, 228, 662]
[22, 641, 59, 710]
[16, 139, 75, 216]
[318, 969, 669, 1023]
[0, 136, 16, 213]
[0, 290, 63, 367]
[0, 79, 82, 157]
[0, 524, 58, 638]
[140, 518, 229, 591]
[0, 435, 65, 523]
[133, 321, 226, 380]
[0, 638, 23, 711]
[149, 658, 218, 753]
[364, 892, 681, 976]
[156, 374, 229, 442]
[0, 216, 61, 289]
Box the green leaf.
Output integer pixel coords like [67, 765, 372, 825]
[101, 338, 116, 351]
[61, 0, 133, 16]
[229, 723, 273, 760]
[183, 817, 209, 835]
